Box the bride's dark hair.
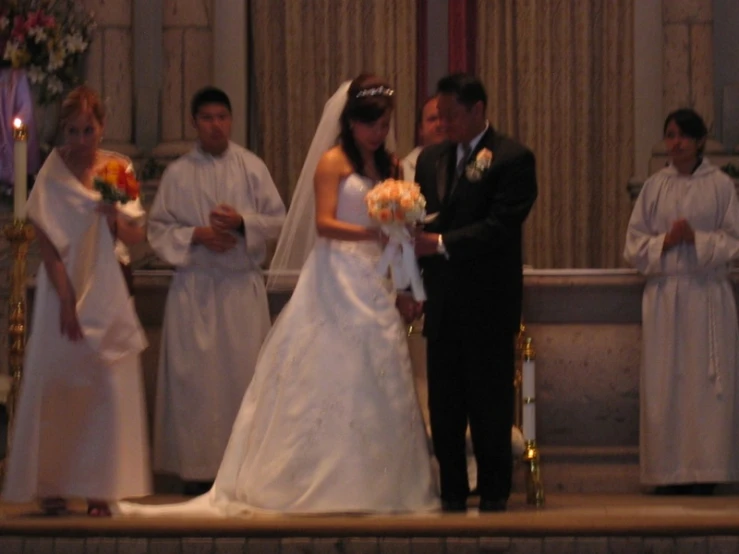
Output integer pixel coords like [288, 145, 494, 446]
[339, 73, 397, 179]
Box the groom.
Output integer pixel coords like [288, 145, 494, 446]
[414, 73, 537, 512]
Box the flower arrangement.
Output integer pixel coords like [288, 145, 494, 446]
[365, 178, 426, 225]
[94, 158, 139, 204]
[366, 179, 427, 301]
[465, 147, 494, 182]
[0, 0, 96, 104]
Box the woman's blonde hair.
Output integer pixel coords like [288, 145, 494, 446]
[59, 85, 106, 128]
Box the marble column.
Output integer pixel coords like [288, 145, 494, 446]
[662, 0, 714, 128]
[152, 0, 215, 162]
[84, 0, 137, 157]
[712, 0, 739, 149]
[133, 0, 163, 153]
[632, 0, 663, 180]
[213, 0, 248, 147]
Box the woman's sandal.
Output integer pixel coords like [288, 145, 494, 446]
[40, 497, 69, 516]
[87, 501, 112, 517]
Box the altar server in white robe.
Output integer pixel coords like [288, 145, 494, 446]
[2, 86, 150, 517]
[149, 87, 285, 491]
[624, 108, 739, 495]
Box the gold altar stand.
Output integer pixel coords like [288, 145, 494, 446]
[4, 493, 739, 552]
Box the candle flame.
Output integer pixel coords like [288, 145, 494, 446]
[13, 118, 23, 129]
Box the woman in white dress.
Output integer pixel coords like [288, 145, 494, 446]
[1, 86, 151, 516]
[121, 74, 439, 516]
[624, 108, 739, 495]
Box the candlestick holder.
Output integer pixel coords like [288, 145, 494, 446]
[523, 439, 545, 506]
[0, 220, 34, 479]
[521, 335, 545, 506]
[514, 321, 526, 430]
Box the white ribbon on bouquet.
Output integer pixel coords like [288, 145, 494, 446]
[376, 224, 426, 301]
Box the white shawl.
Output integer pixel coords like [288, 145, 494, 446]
[27, 149, 147, 364]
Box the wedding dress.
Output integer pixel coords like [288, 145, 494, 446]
[120, 173, 440, 516]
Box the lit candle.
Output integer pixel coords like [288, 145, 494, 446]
[522, 340, 536, 441]
[13, 118, 28, 221]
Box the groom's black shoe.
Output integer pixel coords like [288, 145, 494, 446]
[441, 499, 467, 513]
[479, 498, 507, 513]
[182, 480, 213, 496]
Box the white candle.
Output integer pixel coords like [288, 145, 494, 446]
[523, 404, 536, 441]
[522, 359, 535, 398]
[522, 359, 536, 441]
[13, 118, 28, 221]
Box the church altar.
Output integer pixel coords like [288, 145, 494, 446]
[5, 268, 739, 554]
[19, 265, 739, 494]
[128, 267, 649, 494]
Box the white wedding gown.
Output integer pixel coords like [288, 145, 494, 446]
[120, 174, 440, 516]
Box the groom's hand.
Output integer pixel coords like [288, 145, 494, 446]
[415, 232, 440, 257]
[396, 292, 423, 324]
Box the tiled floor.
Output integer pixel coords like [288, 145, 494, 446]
[2, 494, 739, 553]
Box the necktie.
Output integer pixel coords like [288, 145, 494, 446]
[456, 143, 471, 178]
[449, 143, 471, 197]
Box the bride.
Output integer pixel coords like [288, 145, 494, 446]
[120, 74, 440, 516]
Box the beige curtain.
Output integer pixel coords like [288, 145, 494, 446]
[250, 0, 417, 203]
[477, 0, 634, 268]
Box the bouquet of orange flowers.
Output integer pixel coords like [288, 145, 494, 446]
[93, 158, 139, 204]
[365, 178, 426, 224]
[365, 179, 426, 301]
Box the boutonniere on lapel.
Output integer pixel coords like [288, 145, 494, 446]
[465, 148, 494, 182]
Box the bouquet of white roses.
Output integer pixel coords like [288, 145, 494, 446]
[1, 0, 96, 104]
[365, 179, 427, 301]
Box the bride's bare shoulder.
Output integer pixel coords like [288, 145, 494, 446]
[320, 145, 349, 164]
[316, 146, 352, 178]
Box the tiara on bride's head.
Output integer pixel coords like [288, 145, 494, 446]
[355, 86, 394, 98]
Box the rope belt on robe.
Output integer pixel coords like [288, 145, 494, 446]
[647, 266, 729, 395]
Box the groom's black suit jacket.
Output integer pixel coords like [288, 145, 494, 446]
[417, 128, 538, 342]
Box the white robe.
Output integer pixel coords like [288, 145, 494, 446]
[624, 159, 739, 486]
[401, 146, 422, 183]
[2, 150, 151, 502]
[149, 142, 285, 480]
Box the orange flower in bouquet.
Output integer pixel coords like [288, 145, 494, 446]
[365, 179, 426, 225]
[94, 158, 139, 204]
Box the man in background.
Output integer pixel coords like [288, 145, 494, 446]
[401, 95, 444, 184]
